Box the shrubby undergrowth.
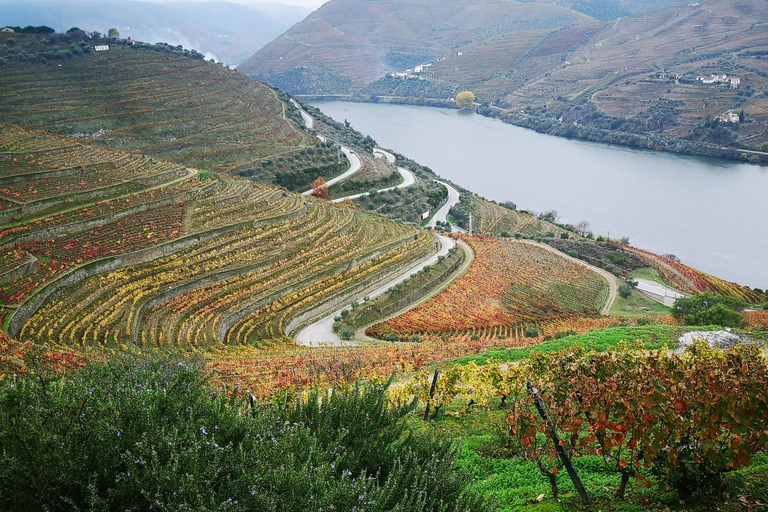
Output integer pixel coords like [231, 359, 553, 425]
[0, 355, 490, 511]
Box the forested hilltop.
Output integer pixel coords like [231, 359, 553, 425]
[242, 0, 768, 161]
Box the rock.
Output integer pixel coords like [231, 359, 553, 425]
[675, 330, 755, 354]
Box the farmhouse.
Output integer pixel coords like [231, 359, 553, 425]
[696, 73, 739, 88]
[717, 110, 739, 123]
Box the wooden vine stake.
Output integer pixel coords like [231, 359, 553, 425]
[424, 368, 440, 421]
[526, 381, 591, 506]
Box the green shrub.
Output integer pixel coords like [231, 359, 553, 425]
[410, 333, 422, 343]
[0, 356, 491, 511]
[672, 293, 748, 327]
[384, 333, 399, 342]
[524, 326, 539, 338]
[340, 327, 356, 339]
[619, 284, 633, 298]
[567, 250, 579, 259]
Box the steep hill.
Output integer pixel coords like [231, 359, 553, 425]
[0, 33, 354, 189]
[0, 124, 437, 347]
[237, 0, 592, 94]
[244, 0, 768, 157]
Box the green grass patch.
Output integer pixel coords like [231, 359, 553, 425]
[451, 325, 684, 366]
[629, 266, 669, 286]
[196, 169, 215, 180]
[610, 288, 671, 316]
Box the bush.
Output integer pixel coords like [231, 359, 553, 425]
[384, 333, 399, 342]
[340, 327, 356, 339]
[410, 333, 422, 343]
[0, 356, 491, 512]
[524, 326, 539, 338]
[619, 284, 633, 298]
[606, 251, 627, 265]
[672, 293, 747, 327]
[686, 303, 745, 328]
[567, 250, 579, 259]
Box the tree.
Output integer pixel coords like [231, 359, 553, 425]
[310, 177, 329, 199]
[574, 220, 590, 237]
[456, 91, 475, 109]
[538, 210, 560, 223]
[107, 28, 120, 39]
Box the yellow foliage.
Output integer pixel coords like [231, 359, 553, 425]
[456, 91, 475, 109]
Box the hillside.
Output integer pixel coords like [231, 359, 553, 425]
[0, 0, 310, 66]
[0, 124, 437, 347]
[0, 32, 364, 190]
[245, 0, 768, 158]
[237, 0, 592, 94]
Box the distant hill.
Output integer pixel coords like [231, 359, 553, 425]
[0, 0, 311, 66]
[243, 0, 768, 158]
[237, 0, 593, 94]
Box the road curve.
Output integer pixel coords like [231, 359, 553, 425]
[294, 234, 456, 347]
[373, 147, 396, 164]
[301, 146, 362, 195]
[331, 167, 416, 203]
[290, 98, 314, 130]
[427, 180, 460, 228]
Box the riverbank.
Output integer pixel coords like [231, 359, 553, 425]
[308, 100, 768, 289]
[298, 95, 768, 165]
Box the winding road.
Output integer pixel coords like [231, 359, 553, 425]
[294, 234, 458, 347]
[332, 167, 416, 203]
[427, 180, 461, 230]
[302, 147, 362, 195]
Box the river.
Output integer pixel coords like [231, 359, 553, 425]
[310, 101, 768, 290]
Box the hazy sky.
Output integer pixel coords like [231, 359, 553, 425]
[4, 0, 328, 10]
[128, 0, 327, 9]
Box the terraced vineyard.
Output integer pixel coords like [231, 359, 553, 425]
[368, 235, 608, 337]
[0, 126, 437, 349]
[622, 244, 765, 303]
[464, 195, 568, 237]
[0, 38, 333, 181]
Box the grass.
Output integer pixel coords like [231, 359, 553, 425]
[629, 266, 669, 286]
[610, 289, 670, 316]
[450, 325, 684, 366]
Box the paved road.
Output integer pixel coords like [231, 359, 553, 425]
[357, 237, 474, 342]
[302, 146, 362, 195]
[290, 99, 314, 129]
[427, 180, 461, 229]
[332, 167, 416, 203]
[294, 234, 455, 347]
[373, 147, 396, 164]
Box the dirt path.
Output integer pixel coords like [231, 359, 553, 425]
[523, 239, 620, 315]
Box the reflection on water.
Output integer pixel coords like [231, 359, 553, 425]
[311, 101, 768, 289]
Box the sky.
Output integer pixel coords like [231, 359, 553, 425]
[36, 0, 331, 9]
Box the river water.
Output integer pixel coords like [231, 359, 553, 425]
[310, 101, 768, 289]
